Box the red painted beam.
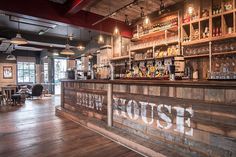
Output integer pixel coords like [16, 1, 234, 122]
[0, 0, 132, 38]
[66, 0, 90, 15]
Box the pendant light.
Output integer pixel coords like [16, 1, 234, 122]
[113, 26, 120, 36]
[77, 29, 85, 51]
[113, 19, 120, 37]
[60, 26, 75, 55]
[143, 0, 151, 28]
[98, 24, 105, 45]
[11, 22, 28, 45]
[87, 30, 93, 59]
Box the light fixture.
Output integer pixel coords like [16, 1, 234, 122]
[6, 53, 16, 60]
[113, 26, 120, 36]
[125, 14, 131, 26]
[143, 0, 151, 28]
[140, 7, 145, 18]
[60, 26, 75, 55]
[77, 29, 85, 51]
[188, 6, 194, 15]
[60, 44, 75, 55]
[87, 53, 93, 60]
[98, 24, 105, 45]
[52, 52, 59, 56]
[98, 34, 104, 44]
[158, 0, 165, 15]
[11, 22, 28, 45]
[38, 28, 51, 36]
[143, 16, 151, 28]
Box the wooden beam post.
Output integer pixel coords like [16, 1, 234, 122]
[107, 83, 113, 127]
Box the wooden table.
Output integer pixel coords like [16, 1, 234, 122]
[2, 86, 17, 105]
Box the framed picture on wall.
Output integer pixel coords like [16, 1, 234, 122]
[3, 66, 13, 79]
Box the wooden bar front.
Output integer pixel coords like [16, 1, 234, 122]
[60, 80, 236, 157]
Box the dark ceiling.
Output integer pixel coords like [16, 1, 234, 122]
[0, 0, 183, 55]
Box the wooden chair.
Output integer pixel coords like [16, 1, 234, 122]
[2, 86, 21, 105]
[0, 91, 4, 106]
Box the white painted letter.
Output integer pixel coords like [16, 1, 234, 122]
[127, 100, 139, 120]
[140, 101, 155, 125]
[157, 104, 172, 129]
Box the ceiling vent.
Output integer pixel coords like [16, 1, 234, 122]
[49, 0, 67, 4]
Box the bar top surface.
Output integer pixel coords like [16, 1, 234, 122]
[61, 79, 236, 88]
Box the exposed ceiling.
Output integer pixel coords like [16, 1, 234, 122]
[82, 0, 184, 23]
[0, 0, 184, 55]
[0, 13, 100, 42]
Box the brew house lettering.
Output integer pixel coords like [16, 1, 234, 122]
[76, 92, 104, 111]
[113, 97, 194, 136]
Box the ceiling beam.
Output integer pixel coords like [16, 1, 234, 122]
[66, 0, 91, 15]
[0, 0, 132, 38]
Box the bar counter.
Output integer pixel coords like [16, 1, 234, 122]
[58, 79, 236, 157]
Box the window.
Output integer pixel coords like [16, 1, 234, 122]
[43, 63, 49, 83]
[17, 62, 35, 83]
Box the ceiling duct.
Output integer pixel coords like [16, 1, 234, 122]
[49, 0, 67, 4]
[9, 16, 57, 29]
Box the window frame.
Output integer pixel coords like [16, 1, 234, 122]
[17, 61, 36, 84]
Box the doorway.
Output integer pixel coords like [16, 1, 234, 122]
[54, 59, 67, 95]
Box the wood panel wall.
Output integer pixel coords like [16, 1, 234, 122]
[61, 81, 236, 157]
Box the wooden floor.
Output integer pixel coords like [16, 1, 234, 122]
[0, 96, 142, 157]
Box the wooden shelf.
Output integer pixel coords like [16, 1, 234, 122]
[156, 55, 177, 59]
[212, 50, 236, 56]
[184, 50, 236, 59]
[182, 38, 210, 46]
[184, 54, 209, 59]
[130, 39, 179, 52]
[132, 58, 154, 62]
[199, 17, 210, 22]
[181, 1, 236, 46]
[110, 56, 130, 61]
[132, 55, 177, 62]
[130, 45, 153, 51]
[132, 26, 178, 41]
[182, 33, 236, 46]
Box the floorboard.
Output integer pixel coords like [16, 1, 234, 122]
[0, 96, 142, 157]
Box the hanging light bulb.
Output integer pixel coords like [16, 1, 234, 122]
[98, 24, 105, 44]
[77, 44, 85, 51]
[98, 34, 104, 44]
[77, 29, 85, 51]
[113, 26, 120, 36]
[188, 6, 194, 15]
[11, 22, 28, 45]
[143, 16, 151, 28]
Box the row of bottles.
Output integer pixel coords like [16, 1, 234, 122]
[133, 17, 178, 39]
[125, 59, 173, 79]
[209, 55, 236, 80]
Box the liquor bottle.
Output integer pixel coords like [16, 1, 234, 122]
[219, 27, 222, 36]
[212, 28, 215, 37]
[216, 27, 219, 36]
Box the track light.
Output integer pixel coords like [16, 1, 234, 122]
[140, 7, 145, 18]
[125, 14, 131, 26]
